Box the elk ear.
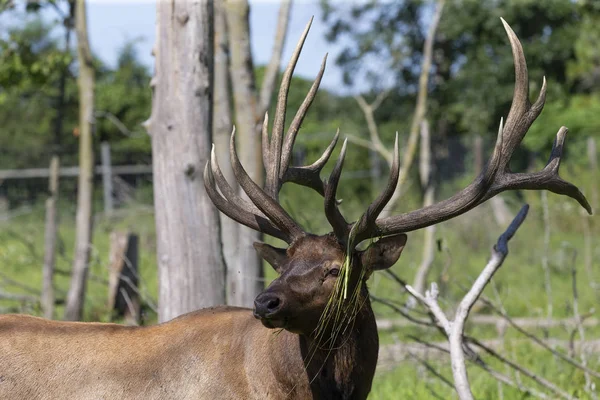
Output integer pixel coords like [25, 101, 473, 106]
[359, 234, 407, 271]
[253, 242, 288, 273]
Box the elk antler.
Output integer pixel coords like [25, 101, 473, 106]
[204, 18, 347, 244]
[206, 18, 591, 249]
[347, 18, 591, 246]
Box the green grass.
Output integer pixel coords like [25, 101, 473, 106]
[0, 165, 597, 397]
[371, 343, 600, 400]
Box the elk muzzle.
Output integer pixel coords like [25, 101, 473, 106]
[253, 291, 286, 328]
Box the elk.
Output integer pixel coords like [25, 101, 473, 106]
[0, 19, 591, 400]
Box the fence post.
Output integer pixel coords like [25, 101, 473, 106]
[108, 231, 140, 325]
[101, 142, 114, 214]
[41, 155, 60, 319]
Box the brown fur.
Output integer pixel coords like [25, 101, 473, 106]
[0, 305, 376, 399]
[0, 234, 405, 399]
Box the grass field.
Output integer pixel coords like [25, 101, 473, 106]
[0, 165, 597, 398]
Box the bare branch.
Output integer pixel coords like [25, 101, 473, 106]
[407, 352, 455, 389]
[0, 290, 39, 303]
[353, 94, 392, 163]
[407, 120, 437, 307]
[370, 294, 436, 328]
[408, 335, 551, 399]
[406, 283, 450, 335]
[466, 337, 576, 400]
[95, 111, 138, 137]
[407, 205, 530, 400]
[258, 0, 292, 116]
[393, 0, 445, 203]
[346, 134, 382, 153]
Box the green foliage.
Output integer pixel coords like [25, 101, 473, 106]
[0, 17, 79, 169]
[1, 163, 597, 396]
[95, 40, 152, 165]
[526, 94, 600, 158]
[0, 18, 71, 90]
[321, 0, 600, 165]
[0, 15, 151, 174]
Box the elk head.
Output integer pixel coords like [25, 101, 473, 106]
[205, 18, 591, 339]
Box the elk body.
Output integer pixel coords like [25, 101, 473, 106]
[0, 19, 591, 400]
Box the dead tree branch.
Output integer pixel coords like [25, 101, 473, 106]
[258, 0, 292, 116]
[478, 296, 600, 380]
[406, 204, 530, 400]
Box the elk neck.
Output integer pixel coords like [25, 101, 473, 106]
[270, 283, 379, 399]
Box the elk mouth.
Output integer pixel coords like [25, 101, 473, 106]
[261, 317, 287, 329]
[252, 310, 288, 329]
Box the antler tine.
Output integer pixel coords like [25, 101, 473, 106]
[264, 17, 314, 199]
[353, 19, 591, 241]
[324, 138, 350, 242]
[350, 133, 400, 246]
[282, 129, 340, 196]
[229, 128, 306, 243]
[262, 112, 270, 171]
[499, 17, 547, 171]
[279, 53, 328, 179]
[203, 152, 287, 241]
[210, 146, 262, 216]
[485, 126, 592, 214]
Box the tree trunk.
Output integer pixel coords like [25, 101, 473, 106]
[406, 120, 436, 309]
[43, 5, 72, 320]
[224, 0, 264, 307]
[101, 142, 114, 214]
[41, 156, 59, 319]
[148, 0, 225, 322]
[64, 0, 95, 321]
[213, 1, 240, 305]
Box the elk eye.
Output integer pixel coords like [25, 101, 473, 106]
[328, 268, 340, 277]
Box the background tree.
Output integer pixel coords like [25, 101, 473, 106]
[146, 0, 225, 322]
[321, 0, 599, 173]
[64, 0, 94, 321]
[220, 0, 291, 307]
[41, 0, 74, 319]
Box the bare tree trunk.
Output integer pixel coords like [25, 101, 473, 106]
[41, 156, 59, 319]
[64, 0, 95, 321]
[350, 0, 444, 218]
[101, 142, 114, 214]
[225, 0, 263, 307]
[407, 121, 436, 308]
[148, 0, 225, 322]
[257, 0, 292, 115]
[212, 0, 292, 307]
[43, 5, 72, 320]
[213, 1, 239, 304]
[224, 0, 293, 306]
[390, 0, 445, 205]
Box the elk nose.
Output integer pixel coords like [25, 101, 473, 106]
[253, 293, 282, 317]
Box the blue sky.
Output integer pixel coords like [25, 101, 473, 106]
[73, 0, 352, 94]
